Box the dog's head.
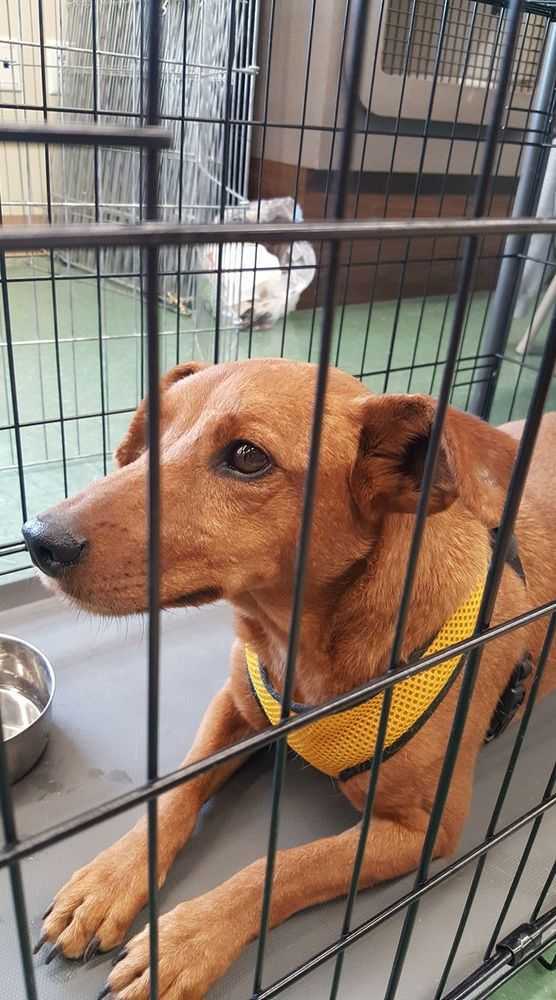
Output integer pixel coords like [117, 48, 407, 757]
[21, 358, 516, 616]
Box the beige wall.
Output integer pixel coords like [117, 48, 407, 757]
[253, 0, 523, 178]
[0, 0, 59, 221]
[253, 0, 346, 171]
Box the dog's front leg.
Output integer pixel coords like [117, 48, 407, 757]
[102, 813, 447, 999]
[37, 680, 254, 962]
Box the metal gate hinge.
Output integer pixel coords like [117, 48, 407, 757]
[497, 922, 545, 966]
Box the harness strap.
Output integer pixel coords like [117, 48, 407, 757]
[485, 653, 533, 742]
[490, 527, 527, 585]
[246, 578, 485, 780]
[246, 529, 532, 779]
[486, 528, 533, 741]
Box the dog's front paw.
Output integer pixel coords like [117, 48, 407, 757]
[36, 831, 151, 962]
[103, 892, 248, 999]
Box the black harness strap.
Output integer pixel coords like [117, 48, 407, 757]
[485, 528, 533, 743]
[489, 527, 527, 585]
[484, 653, 534, 743]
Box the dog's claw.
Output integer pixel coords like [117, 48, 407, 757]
[83, 936, 101, 963]
[42, 903, 53, 920]
[44, 944, 59, 965]
[111, 946, 127, 967]
[33, 935, 47, 955]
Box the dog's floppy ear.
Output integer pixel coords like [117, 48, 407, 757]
[114, 361, 208, 467]
[350, 394, 458, 517]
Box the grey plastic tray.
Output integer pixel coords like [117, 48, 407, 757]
[1, 580, 554, 1000]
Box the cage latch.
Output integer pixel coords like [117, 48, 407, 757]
[497, 921, 546, 966]
[496, 924, 556, 971]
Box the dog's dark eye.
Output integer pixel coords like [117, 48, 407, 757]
[227, 440, 270, 477]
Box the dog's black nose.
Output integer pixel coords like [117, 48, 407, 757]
[22, 518, 87, 578]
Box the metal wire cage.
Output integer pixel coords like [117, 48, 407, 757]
[52, 0, 256, 297]
[0, 0, 258, 578]
[1, 0, 556, 998]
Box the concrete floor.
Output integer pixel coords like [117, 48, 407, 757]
[0, 578, 555, 1000]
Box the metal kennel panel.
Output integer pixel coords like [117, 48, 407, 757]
[0, 0, 258, 581]
[52, 0, 256, 300]
[1, 1, 556, 1000]
[381, 0, 546, 88]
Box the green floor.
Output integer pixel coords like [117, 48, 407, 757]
[2, 254, 556, 581]
[493, 951, 556, 999]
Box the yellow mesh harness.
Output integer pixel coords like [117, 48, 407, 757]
[245, 578, 484, 781]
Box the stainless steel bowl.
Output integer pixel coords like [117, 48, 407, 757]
[0, 634, 55, 783]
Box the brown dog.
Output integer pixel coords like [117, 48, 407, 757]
[23, 358, 556, 999]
